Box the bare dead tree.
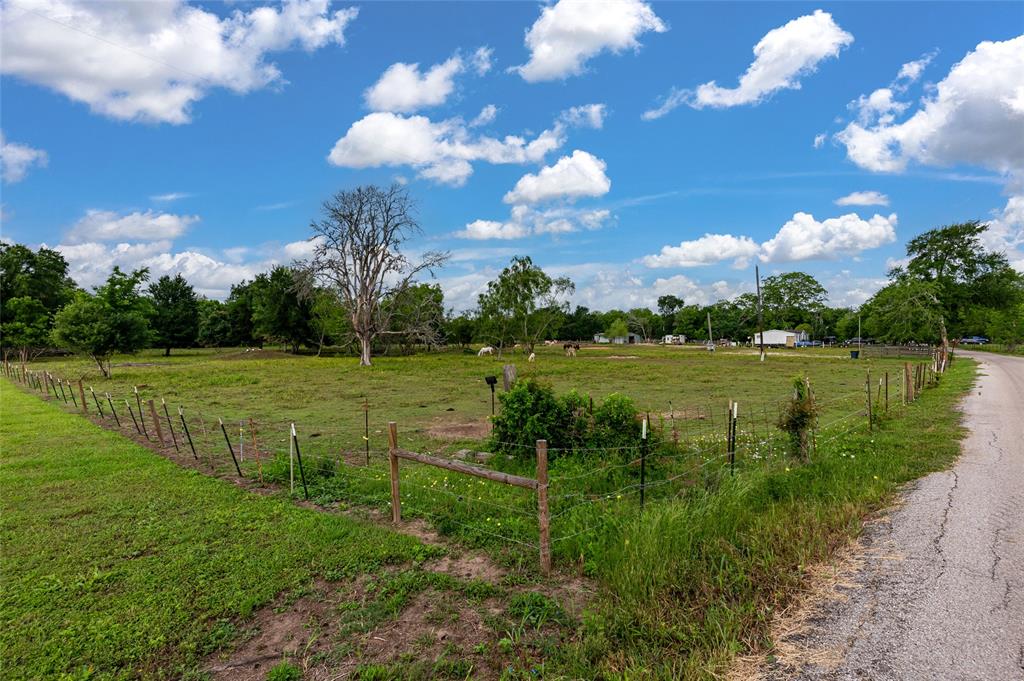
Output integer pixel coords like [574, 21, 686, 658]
[295, 184, 449, 366]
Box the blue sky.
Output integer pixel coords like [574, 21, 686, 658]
[1, 0, 1021, 310]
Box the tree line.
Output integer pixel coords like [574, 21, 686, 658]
[2, 185, 1021, 375]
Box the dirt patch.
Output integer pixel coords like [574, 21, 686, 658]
[661, 407, 710, 420]
[426, 553, 507, 582]
[345, 589, 498, 678]
[603, 355, 640, 360]
[426, 419, 491, 442]
[207, 579, 345, 681]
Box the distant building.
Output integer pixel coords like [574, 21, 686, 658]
[752, 329, 809, 347]
[594, 332, 641, 344]
[662, 334, 686, 344]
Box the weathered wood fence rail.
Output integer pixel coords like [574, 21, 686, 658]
[386, 421, 551, 574]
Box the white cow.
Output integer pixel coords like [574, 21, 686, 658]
[528, 352, 536, 363]
[477, 346, 495, 356]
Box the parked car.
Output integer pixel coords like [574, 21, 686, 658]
[960, 336, 989, 345]
[795, 340, 823, 347]
[842, 337, 872, 346]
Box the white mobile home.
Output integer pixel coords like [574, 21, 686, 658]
[752, 329, 808, 347]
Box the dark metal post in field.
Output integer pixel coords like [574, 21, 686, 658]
[106, 393, 120, 427]
[147, 399, 165, 445]
[125, 400, 142, 435]
[134, 387, 148, 438]
[291, 423, 308, 499]
[161, 399, 179, 452]
[885, 372, 889, 414]
[219, 418, 243, 476]
[58, 378, 68, 404]
[178, 407, 199, 460]
[90, 387, 105, 417]
[755, 265, 765, 362]
[536, 438, 551, 575]
[68, 382, 78, 408]
[388, 421, 401, 522]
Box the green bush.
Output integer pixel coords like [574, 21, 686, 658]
[489, 382, 647, 459]
[490, 379, 568, 458]
[591, 393, 642, 449]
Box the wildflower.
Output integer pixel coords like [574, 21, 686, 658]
[785, 467, 790, 472]
[873, 475, 879, 480]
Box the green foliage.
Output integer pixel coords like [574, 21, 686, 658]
[490, 381, 642, 457]
[777, 376, 818, 461]
[197, 299, 234, 347]
[252, 266, 315, 352]
[591, 393, 641, 449]
[605, 318, 629, 339]
[148, 273, 199, 355]
[477, 256, 574, 352]
[51, 267, 152, 377]
[761, 272, 828, 330]
[490, 379, 567, 457]
[0, 244, 77, 357]
[267, 660, 302, 681]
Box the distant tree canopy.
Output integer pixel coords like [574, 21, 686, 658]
[0, 244, 77, 362]
[148, 274, 199, 356]
[477, 256, 574, 354]
[864, 221, 1023, 343]
[52, 267, 152, 377]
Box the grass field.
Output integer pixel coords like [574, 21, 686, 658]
[4, 346, 974, 678]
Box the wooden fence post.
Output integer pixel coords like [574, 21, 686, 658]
[866, 370, 873, 432]
[147, 399, 165, 445]
[536, 439, 551, 576]
[78, 380, 88, 414]
[388, 422, 401, 523]
[502, 364, 517, 391]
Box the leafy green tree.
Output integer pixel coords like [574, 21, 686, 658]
[672, 305, 706, 339]
[307, 289, 352, 355]
[0, 244, 77, 362]
[606, 318, 629, 339]
[444, 313, 477, 347]
[861, 279, 945, 344]
[197, 299, 234, 348]
[627, 307, 661, 340]
[148, 274, 199, 355]
[52, 267, 151, 377]
[477, 256, 574, 354]
[760, 272, 828, 329]
[2, 297, 50, 364]
[252, 266, 315, 353]
[657, 295, 685, 335]
[560, 305, 602, 341]
[225, 280, 260, 347]
[984, 304, 1024, 350]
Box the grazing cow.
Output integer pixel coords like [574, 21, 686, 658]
[477, 346, 495, 356]
[528, 352, 536, 363]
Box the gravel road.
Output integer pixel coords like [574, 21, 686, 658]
[767, 351, 1024, 680]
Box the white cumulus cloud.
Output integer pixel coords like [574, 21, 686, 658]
[0, 0, 357, 124]
[365, 54, 464, 113]
[503, 150, 611, 204]
[327, 105, 602, 186]
[67, 209, 198, 243]
[454, 205, 611, 241]
[514, 0, 666, 82]
[835, 191, 890, 206]
[759, 212, 898, 263]
[836, 36, 1024, 176]
[643, 10, 852, 118]
[983, 195, 1024, 272]
[641, 234, 761, 269]
[0, 132, 48, 183]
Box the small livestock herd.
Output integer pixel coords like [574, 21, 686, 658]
[476, 341, 583, 361]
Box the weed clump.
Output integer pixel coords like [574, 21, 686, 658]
[778, 376, 818, 462]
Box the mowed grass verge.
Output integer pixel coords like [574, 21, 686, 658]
[0, 381, 435, 680]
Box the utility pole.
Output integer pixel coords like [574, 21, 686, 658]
[707, 311, 714, 351]
[755, 265, 765, 362]
[858, 313, 862, 349]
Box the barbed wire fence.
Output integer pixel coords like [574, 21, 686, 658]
[2, 350, 949, 574]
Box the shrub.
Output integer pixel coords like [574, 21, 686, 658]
[591, 393, 642, 450]
[490, 379, 568, 458]
[778, 376, 818, 461]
